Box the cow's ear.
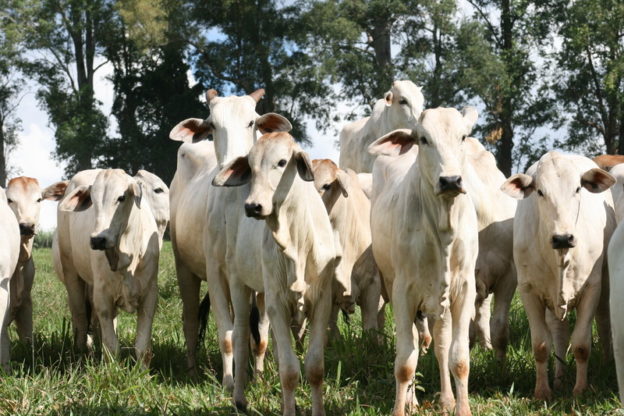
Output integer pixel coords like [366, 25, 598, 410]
[213, 156, 251, 187]
[501, 174, 534, 199]
[384, 90, 393, 106]
[368, 129, 417, 157]
[581, 168, 615, 193]
[248, 88, 265, 103]
[169, 118, 213, 143]
[59, 185, 92, 212]
[294, 151, 314, 182]
[461, 106, 479, 134]
[255, 113, 292, 134]
[335, 169, 350, 198]
[42, 180, 69, 201]
[130, 181, 143, 207]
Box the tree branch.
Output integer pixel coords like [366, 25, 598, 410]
[465, 0, 502, 48]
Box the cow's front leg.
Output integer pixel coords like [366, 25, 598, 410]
[135, 276, 158, 367]
[252, 292, 270, 375]
[0, 276, 11, 370]
[93, 289, 119, 360]
[490, 268, 516, 361]
[520, 289, 552, 400]
[231, 279, 252, 411]
[266, 290, 299, 416]
[305, 290, 332, 416]
[15, 261, 34, 343]
[570, 281, 601, 396]
[392, 278, 419, 416]
[449, 279, 475, 416]
[545, 309, 569, 390]
[433, 308, 454, 413]
[63, 271, 89, 353]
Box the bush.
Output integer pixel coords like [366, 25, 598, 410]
[34, 230, 54, 249]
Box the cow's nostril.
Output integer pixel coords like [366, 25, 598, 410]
[551, 234, 576, 249]
[244, 203, 263, 217]
[439, 176, 463, 192]
[90, 236, 107, 250]
[254, 204, 262, 213]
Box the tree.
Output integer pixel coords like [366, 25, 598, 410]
[552, 0, 624, 156]
[0, 1, 24, 186]
[17, 0, 112, 175]
[459, 0, 556, 175]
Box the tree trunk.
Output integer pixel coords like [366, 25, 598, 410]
[497, 0, 514, 176]
[370, 17, 393, 97]
[0, 124, 6, 187]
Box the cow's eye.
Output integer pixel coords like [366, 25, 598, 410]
[575, 186, 581, 194]
[461, 135, 467, 142]
[420, 137, 428, 145]
[248, 120, 254, 128]
[399, 98, 408, 105]
[154, 188, 164, 194]
[117, 195, 126, 203]
[537, 190, 544, 197]
[277, 159, 287, 168]
[6, 198, 13, 204]
[37, 198, 43, 203]
[322, 184, 331, 191]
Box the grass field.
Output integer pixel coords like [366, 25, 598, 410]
[0, 242, 620, 415]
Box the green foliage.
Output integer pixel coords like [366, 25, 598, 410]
[33, 230, 54, 249]
[0, 244, 619, 415]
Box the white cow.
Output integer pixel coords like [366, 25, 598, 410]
[369, 107, 480, 416]
[56, 169, 161, 364]
[311, 159, 384, 336]
[609, 207, 624, 404]
[0, 187, 20, 369]
[5, 177, 67, 343]
[501, 151, 615, 399]
[214, 131, 342, 416]
[339, 80, 425, 173]
[609, 163, 624, 222]
[133, 170, 170, 242]
[168, 89, 288, 388]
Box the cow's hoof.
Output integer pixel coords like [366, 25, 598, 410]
[572, 383, 587, 397]
[534, 386, 552, 401]
[234, 398, 248, 412]
[438, 394, 456, 414]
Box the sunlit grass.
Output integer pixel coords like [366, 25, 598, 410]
[0, 243, 619, 415]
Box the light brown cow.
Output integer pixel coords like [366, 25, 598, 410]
[311, 159, 384, 336]
[593, 154, 624, 170]
[5, 177, 67, 343]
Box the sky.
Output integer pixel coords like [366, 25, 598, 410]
[12, 61, 342, 231]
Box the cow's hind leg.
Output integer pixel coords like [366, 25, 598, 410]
[570, 282, 601, 396]
[306, 291, 332, 416]
[64, 271, 89, 353]
[231, 280, 252, 410]
[15, 261, 34, 343]
[175, 259, 201, 375]
[252, 292, 270, 375]
[545, 309, 569, 391]
[520, 289, 552, 400]
[0, 276, 11, 370]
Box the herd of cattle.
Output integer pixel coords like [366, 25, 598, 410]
[2, 80, 624, 415]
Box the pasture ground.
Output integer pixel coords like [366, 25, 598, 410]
[0, 243, 620, 415]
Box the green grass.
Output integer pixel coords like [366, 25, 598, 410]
[0, 242, 620, 415]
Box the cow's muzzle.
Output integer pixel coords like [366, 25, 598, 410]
[551, 234, 576, 249]
[19, 223, 35, 237]
[90, 236, 108, 251]
[438, 175, 466, 195]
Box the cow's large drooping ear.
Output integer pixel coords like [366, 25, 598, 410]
[581, 168, 616, 193]
[169, 118, 213, 143]
[59, 185, 92, 212]
[500, 174, 534, 199]
[384, 90, 393, 106]
[368, 129, 417, 157]
[294, 151, 314, 182]
[335, 169, 351, 198]
[42, 181, 69, 201]
[213, 156, 251, 187]
[249, 88, 266, 103]
[130, 181, 143, 207]
[255, 113, 292, 134]
[461, 106, 479, 134]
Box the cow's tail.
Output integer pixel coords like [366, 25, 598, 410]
[197, 291, 211, 348]
[250, 300, 261, 347]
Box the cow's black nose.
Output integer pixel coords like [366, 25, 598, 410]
[19, 223, 35, 237]
[551, 234, 576, 249]
[90, 236, 107, 250]
[439, 176, 463, 192]
[244, 203, 262, 218]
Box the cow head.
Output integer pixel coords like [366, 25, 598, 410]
[60, 170, 142, 260]
[369, 107, 478, 198]
[134, 170, 169, 240]
[501, 152, 614, 250]
[383, 80, 425, 130]
[169, 89, 292, 169]
[6, 177, 67, 239]
[311, 159, 350, 210]
[213, 129, 314, 219]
